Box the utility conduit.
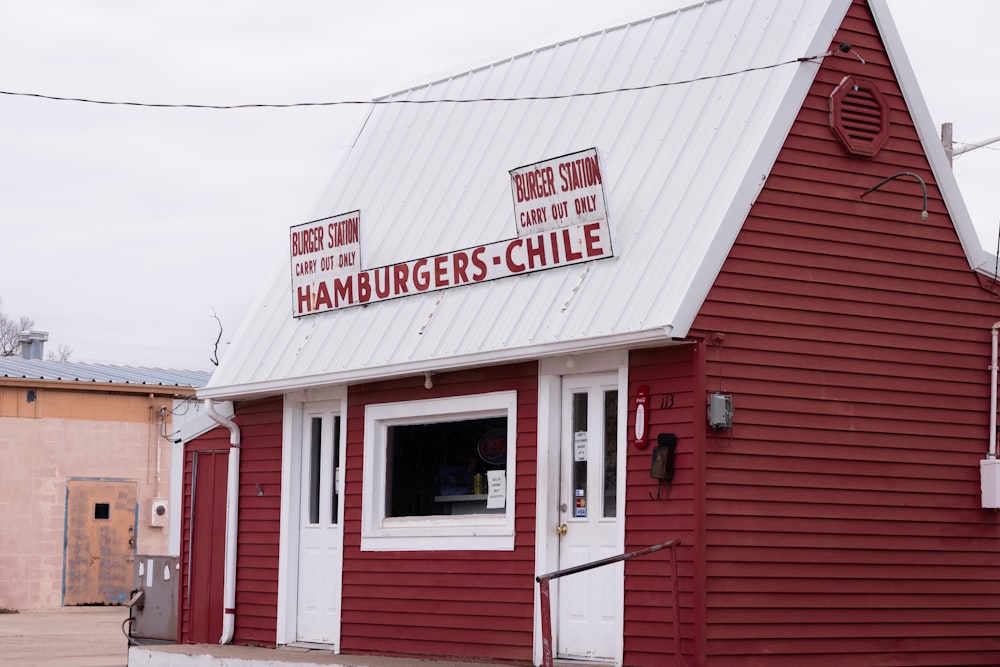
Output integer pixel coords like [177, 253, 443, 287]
[990, 322, 1000, 459]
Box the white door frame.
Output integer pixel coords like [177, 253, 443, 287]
[276, 387, 347, 648]
[535, 351, 628, 666]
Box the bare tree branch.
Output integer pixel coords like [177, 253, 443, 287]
[0, 299, 34, 357]
[47, 344, 73, 362]
[210, 308, 223, 367]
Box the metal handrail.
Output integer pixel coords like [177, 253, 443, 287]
[535, 539, 682, 667]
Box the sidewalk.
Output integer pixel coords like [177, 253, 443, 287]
[130, 643, 518, 666]
[0, 606, 522, 667]
[0, 606, 129, 667]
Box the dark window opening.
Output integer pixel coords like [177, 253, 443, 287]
[94, 503, 110, 520]
[386, 416, 506, 518]
[308, 417, 322, 525]
[331, 415, 341, 523]
[603, 389, 618, 518]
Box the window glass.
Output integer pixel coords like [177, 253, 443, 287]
[571, 392, 588, 512]
[308, 417, 322, 524]
[331, 415, 341, 523]
[362, 390, 517, 551]
[386, 416, 506, 517]
[603, 389, 618, 518]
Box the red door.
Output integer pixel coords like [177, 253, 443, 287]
[187, 450, 229, 643]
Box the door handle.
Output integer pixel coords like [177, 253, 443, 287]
[555, 524, 568, 536]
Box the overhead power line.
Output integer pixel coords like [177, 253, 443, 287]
[0, 51, 831, 110]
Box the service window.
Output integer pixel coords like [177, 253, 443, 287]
[361, 391, 517, 551]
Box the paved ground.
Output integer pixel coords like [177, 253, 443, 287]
[0, 606, 129, 667]
[0, 607, 519, 667]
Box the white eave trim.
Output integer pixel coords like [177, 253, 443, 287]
[198, 326, 677, 401]
[174, 402, 235, 444]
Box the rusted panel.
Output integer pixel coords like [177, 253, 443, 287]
[63, 479, 136, 605]
[131, 555, 179, 641]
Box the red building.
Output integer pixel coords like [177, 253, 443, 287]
[173, 1, 1000, 664]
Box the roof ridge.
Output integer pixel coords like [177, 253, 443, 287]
[374, 0, 719, 102]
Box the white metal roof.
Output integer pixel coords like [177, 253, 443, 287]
[203, 0, 983, 400]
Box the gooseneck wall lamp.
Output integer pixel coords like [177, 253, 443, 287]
[860, 171, 928, 220]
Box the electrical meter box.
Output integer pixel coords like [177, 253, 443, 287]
[981, 459, 1000, 509]
[130, 555, 179, 642]
[707, 393, 733, 430]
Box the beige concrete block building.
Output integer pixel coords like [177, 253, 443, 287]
[0, 332, 209, 610]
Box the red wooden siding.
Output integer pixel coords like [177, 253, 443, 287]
[179, 397, 283, 647]
[341, 362, 537, 662]
[623, 344, 704, 667]
[689, 1, 1000, 664]
[179, 422, 229, 644]
[231, 398, 283, 644]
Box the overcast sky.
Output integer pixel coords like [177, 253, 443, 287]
[1, 1, 997, 371]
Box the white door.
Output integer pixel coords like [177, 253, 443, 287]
[556, 373, 623, 661]
[296, 407, 343, 645]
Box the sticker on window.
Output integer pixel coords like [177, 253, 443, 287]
[486, 470, 506, 509]
[574, 431, 588, 461]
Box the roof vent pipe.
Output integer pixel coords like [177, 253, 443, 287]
[17, 330, 48, 360]
[205, 398, 241, 644]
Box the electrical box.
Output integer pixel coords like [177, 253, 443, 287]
[707, 393, 733, 431]
[130, 555, 179, 643]
[149, 498, 168, 528]
[650, 433, 677, 481]
[981, 459, 1000, 509]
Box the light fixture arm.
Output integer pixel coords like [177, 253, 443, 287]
[860, 171, 928, 220]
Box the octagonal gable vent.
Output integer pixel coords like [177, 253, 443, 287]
[830, 75, 889, 157]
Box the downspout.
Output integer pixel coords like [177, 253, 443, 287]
[990, 322, 1000, 459]
[205, 399, 241, 644]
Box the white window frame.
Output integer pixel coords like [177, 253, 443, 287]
[361, 390, 517, 551]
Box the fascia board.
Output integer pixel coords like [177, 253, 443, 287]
[175, 402, 234, 443]
[198, 326, 675, 401]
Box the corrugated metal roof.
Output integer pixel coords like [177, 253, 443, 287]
[0, 357, 210, 389]
[203, 0, 961, 399]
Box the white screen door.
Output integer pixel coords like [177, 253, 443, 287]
[296, 406, 343, 645]
[556, 373, 622, 660]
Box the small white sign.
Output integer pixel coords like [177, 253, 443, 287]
[510, 147, 608, 237]
[574, 431, 588, 462]
[486, 470, 506, 509]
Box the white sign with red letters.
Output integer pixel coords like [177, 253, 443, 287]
[510, 147, 608, 237]
[290, 148, 612, 317]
